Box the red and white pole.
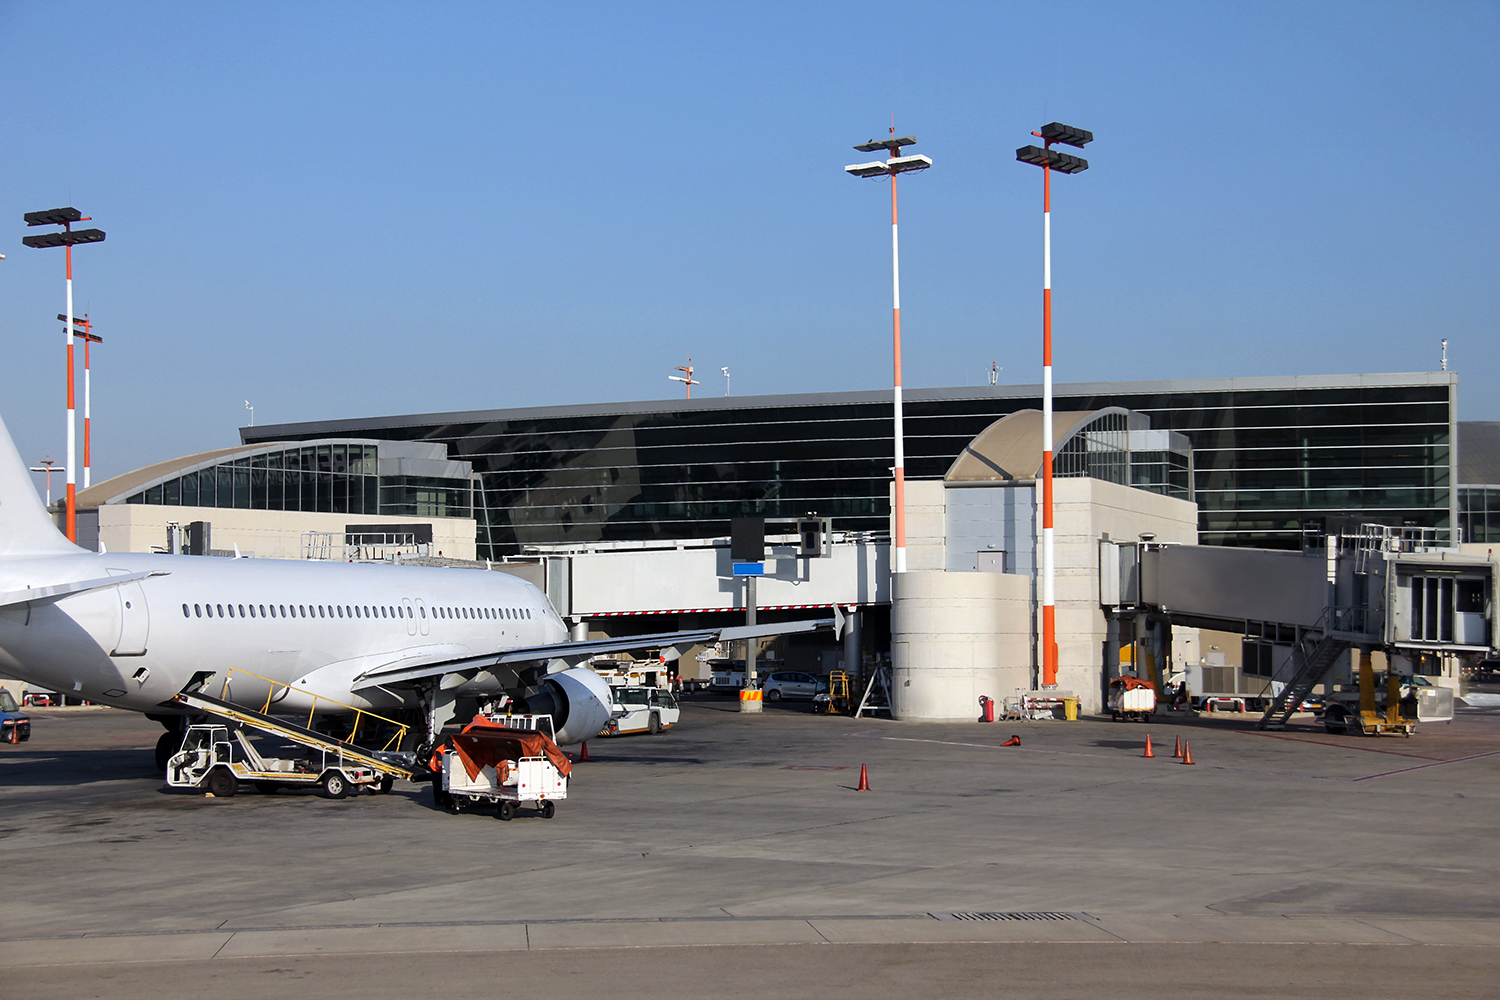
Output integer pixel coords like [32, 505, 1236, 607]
[890, 142, 907, 575]
[64, 240, 77, 542]
[1041, 156, 1056, 687]
[82, 322, 92, 490]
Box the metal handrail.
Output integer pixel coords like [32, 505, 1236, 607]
[220, 667, 410, 752]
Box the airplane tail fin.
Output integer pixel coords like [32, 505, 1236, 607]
[0, 412, 82, 557]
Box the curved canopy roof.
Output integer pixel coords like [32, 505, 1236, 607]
[945, 408, 1138, 483]
[75, 443, 292, 508]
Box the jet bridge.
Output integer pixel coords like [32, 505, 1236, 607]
[1101, 525, 1496, 731]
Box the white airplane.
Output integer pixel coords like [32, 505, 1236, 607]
[0, 413, 833, 768]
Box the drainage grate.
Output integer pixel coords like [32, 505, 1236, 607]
[932, 911, 1077, 922]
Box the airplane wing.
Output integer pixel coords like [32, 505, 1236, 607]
[352, 612, 841, 690]
[0, 570, 167, 609]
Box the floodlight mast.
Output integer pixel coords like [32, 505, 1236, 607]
[669, 356, 701, 398]
[1015, 123, 1091, 689]
[845, 127, 932, 575]
[23, 207, 106, 543]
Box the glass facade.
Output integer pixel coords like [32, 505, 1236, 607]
[243, 375, 1456, 559]
[1459, 487, 1500, 544]
[120, 442, 472, 519]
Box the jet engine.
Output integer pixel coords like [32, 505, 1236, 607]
[517, 666, 614, 745]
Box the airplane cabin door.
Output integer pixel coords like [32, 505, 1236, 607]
[402, 598, 417, 636]
[415, 598, 430, 636]
[107, 570, 150, 656]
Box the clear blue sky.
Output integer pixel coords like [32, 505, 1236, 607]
[1, 1, 1496, 484]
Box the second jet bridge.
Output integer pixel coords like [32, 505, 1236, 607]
[1101, 525, 1496, 729]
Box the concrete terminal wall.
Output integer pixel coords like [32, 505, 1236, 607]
[558, 539, 890, 617]
[87, 504, 477, 562]
[891, 570, 1030, 720]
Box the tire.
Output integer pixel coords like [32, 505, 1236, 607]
[207, 767, 238, 798]
[540, 801, 556, 820]
[321, 770, 351, 799]
[155, 731, 183, 772]
[765, 689, 782, 702]
[446, 794, 464, 814]
[648, 713, 661, 735]
[497, 800, 516, 821]
[375, 776, 394, 795]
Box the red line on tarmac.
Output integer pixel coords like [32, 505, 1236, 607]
[1352, 749, 1500, 782]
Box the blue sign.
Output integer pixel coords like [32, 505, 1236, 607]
[732, 562, 765, 577]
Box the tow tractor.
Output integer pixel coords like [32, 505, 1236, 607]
[428, 712, 572, 819]
[164, 670, 414, 798]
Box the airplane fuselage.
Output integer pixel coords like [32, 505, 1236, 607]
[0, 550, 569, 717]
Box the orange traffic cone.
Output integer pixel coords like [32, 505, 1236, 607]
[856, 763, 870, 791]
[1001, 735, 1021, 747]
[579, 741, 591, 762]
[1172, 735, 1183, 759]
[1142, 734, 1155, 758]
[1181, 741, 1195, 765]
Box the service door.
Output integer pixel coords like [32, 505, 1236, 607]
[402, 598, 417, 636]
[107, 570, 149, 656]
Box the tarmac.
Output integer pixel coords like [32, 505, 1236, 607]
[2, 692, 1499, 998]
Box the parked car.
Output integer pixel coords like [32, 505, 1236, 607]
[1, 687, 31, 744]
[761, 671, 827, 702]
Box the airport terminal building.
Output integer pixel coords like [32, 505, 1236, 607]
[239, 371, 1459, 559]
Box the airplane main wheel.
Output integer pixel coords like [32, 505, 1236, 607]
[497, 800, 516, 821]
[207, 767, 238, 798]
[155, 731, 183, 772]
[321, 771, 351, 799]
[540, 801, 556, 820]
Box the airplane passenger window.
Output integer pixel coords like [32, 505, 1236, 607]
[228, 604, 236, 618]
[182, 604, 189, 617]
[381, 607, 388, 618]
[194, 604, 202, 617]
[260, 605, 267, 617]
[217, 604, 224, 617]
[248, 605, 256, 618]
[337, 606, 344, 618]
[279, 605, 287, 617]
[239, 605, 247, 617]
[419, 606, 426, 617]
[298, 605, 305, 617]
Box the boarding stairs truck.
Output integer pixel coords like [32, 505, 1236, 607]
[165, 670, 414, 798]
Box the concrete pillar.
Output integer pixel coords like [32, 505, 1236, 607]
[842, 607, 862, 678]
[890, 570, 1030, 721]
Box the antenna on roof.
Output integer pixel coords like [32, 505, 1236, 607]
[669, 357, 700, 399]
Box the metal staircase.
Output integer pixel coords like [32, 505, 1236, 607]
[1257, 628, 1350, 731]
[172, 675, 414, 779]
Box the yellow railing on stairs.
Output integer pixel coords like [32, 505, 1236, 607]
[219, 668, 410, 752]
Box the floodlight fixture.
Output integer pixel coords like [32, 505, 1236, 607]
[1015, 145, 1088, 174]
[845, 161, 891, 178]
[22, 229, 106, 249]
[1038, 122, 1093, 148]
[23, 207, 83, 227]
[853, 135, 917, 153]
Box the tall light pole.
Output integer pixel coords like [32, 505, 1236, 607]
[24, 208, 106, 543]
[1017, 123, 1092, 688]
[720, 367, 730, 397]
[58, 314, 101, 489]
[846, 129, 932, 575]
